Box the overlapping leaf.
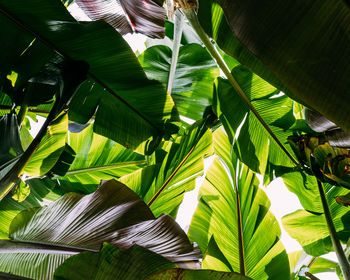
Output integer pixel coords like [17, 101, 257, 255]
[198, 0, 350, 134]
[214, 65, 296, 176]
[74, 0, 166, 38]
[139, 44, 219, 120]
[120, 119, 213, 217]
[0, 0, 179, 154]
[282, 183, 350, 256]
[188, 129, 290, 279]
[52, 125, 146, 194]
[0, 180, 200, 279]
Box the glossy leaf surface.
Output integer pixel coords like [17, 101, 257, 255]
[0, 180, 200, 279]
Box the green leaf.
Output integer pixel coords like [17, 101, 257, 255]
[282, 184, 350, 256]
[139, 44, 220, 120]
[146, 268, 253, 279]
[188, 128, 290, 280]
[214, 65, 296, 175]
[0, 0, 179, 153]
[11, 179, 30, 202]
[282, 171, 323, 213]
[0, 180, 200, 279]
[199, 0, 350, 134]
[52, 125, 146, 194]
[0, 177, 62, 239]
[120, 119, 213, 217]
[23, 112, 68, 177]
[54, 243, 175, 280]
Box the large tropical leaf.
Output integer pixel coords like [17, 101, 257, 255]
[139, 44, 220, 120]
[23, 112, 68, 177]
[52, 125, 146, 194]
[188, 128, 290, 280]
[120, 118, 213, 217]
[74, 0, 166, 38]
[0, 0, 179, 154]
[54, 243, 252, 280]
[213, 65, 297, 176]
[0, 180, 200, 279]
[54, 243, 175, 280]
[197, 0, 350, 134]
[282, 183, 350, 256]
[0, 178, 62, 239]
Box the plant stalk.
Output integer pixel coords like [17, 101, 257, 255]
[183, 8, 298, 166]
[167, 9, 184, 94]
[317, 179, 350, 280]
[305, 272, 320, 280]
[17, 104, 28, 127]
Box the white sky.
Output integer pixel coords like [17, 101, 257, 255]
[28, 4, 340, 279]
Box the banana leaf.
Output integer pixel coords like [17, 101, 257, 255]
[197, 0, 350, 134]
[139, 44, 219, 121]
[282, 183, 350, 256]
[120, 118, 213, 217]
[213, 65, 297, 177]
[54, 243, 252, 280]
[0, 180, 200, 279]
[51, 125, 146, 194]
[0, 177, 62, 239]
[188, 128, 290, 279]
[0, 0, 179, 154]
[74, 0, 166, 38]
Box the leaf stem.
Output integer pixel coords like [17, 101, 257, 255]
[167, 9, 184, 94]
[317, 179, 350, 280]
[183, 9, 298, 166]
[305, 272, 320, 280]
[17, 104, 28, 127]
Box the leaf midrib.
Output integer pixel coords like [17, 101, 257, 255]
[0, 5, 160, 132]
[53, 160, 147, 178]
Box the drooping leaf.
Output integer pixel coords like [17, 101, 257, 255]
[0, 0, 179, 154]
[52, 125, 146, 194]
[198, 0, 350, 134]
[188, 128, 290, 280]
[120, 118, 213, 217]
[213, 65, 297, 176]
[282, 183, 350, 256]
[74, 0, 166, 38]
[139, 44, 219, 120]
[54, 243, 175, 280]
[0, 180, 200, 279]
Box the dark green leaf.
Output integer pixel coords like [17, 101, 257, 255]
[199, 0, 350, 134]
